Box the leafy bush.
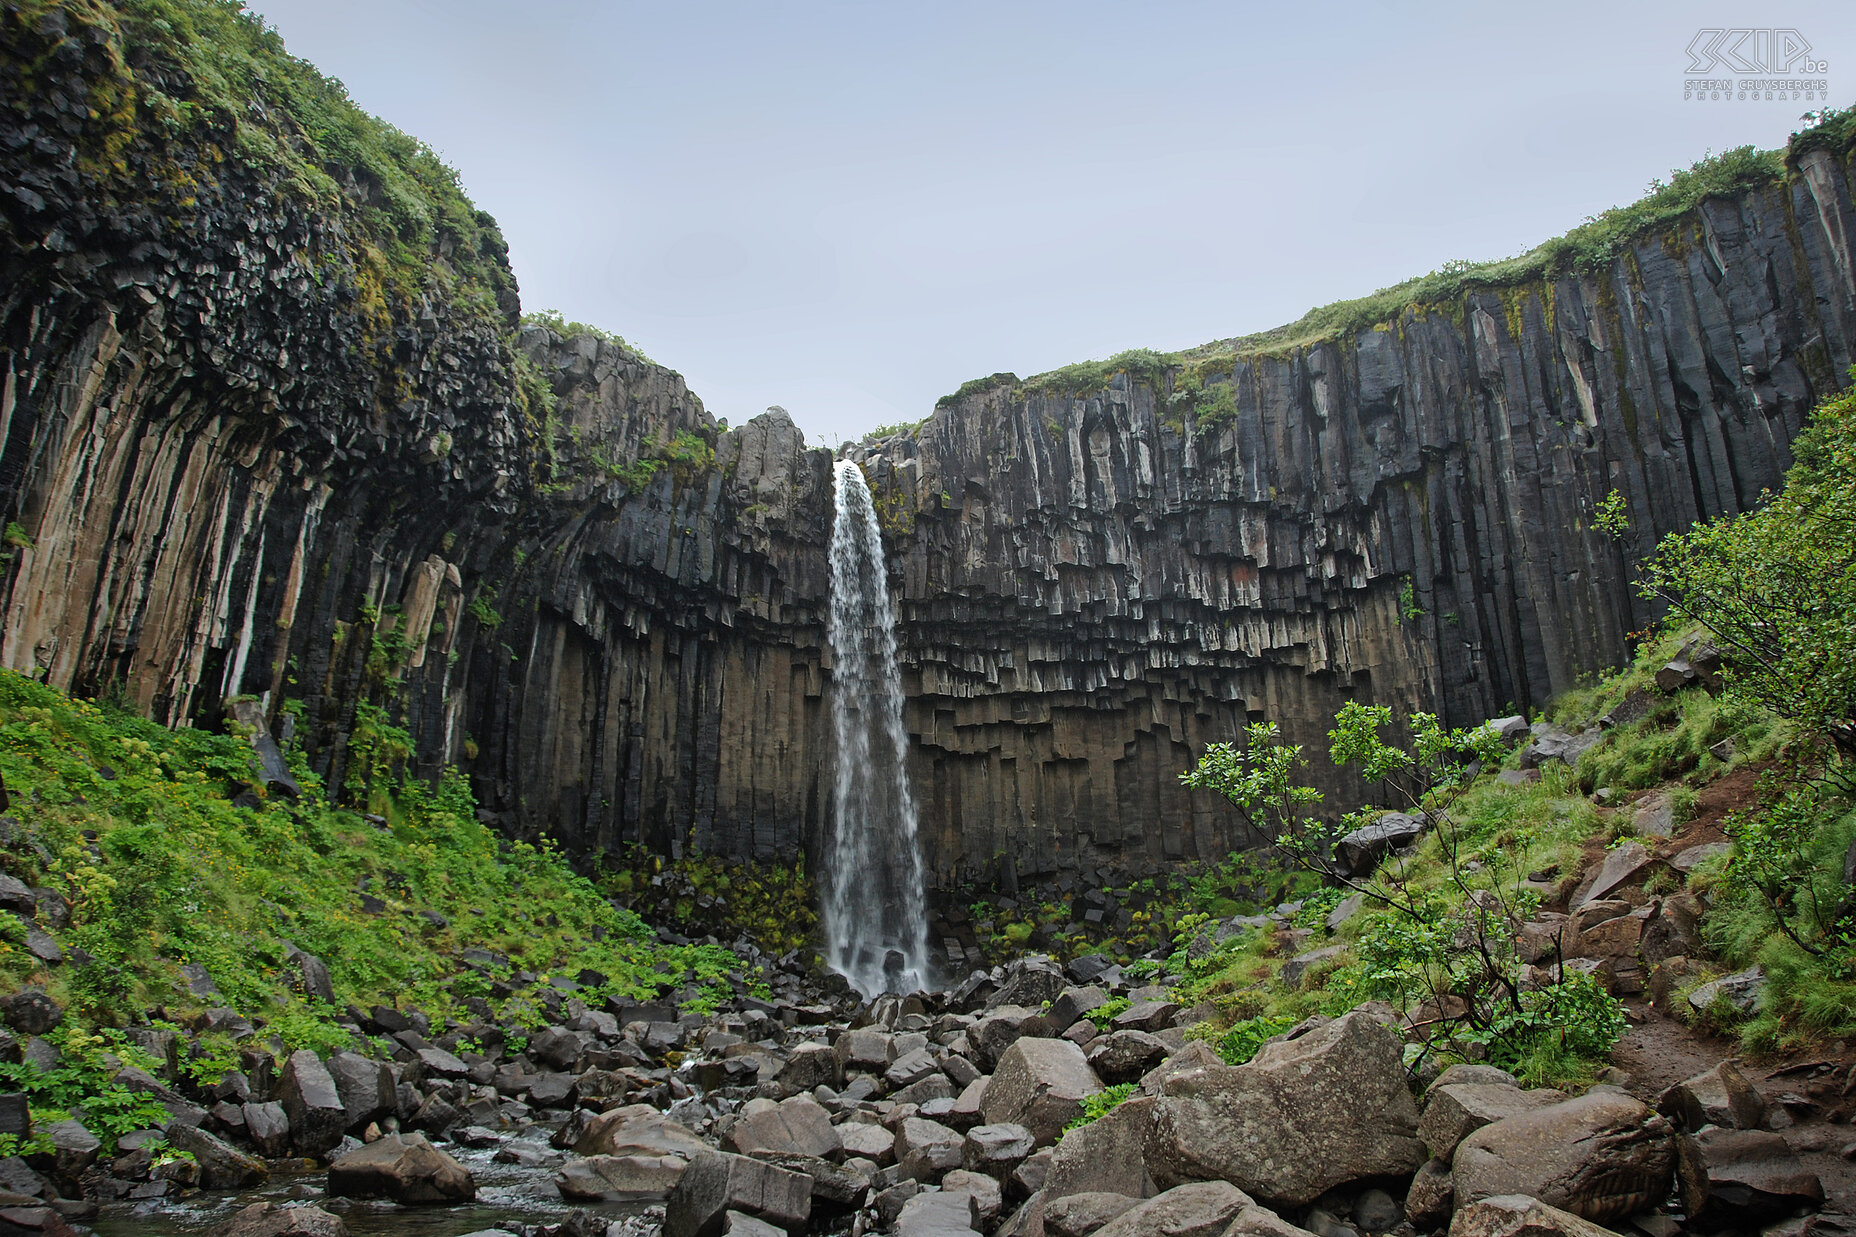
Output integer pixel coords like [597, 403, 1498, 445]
[1063, 1082, 1136, 1132]
[1212, 1014, 1296, 1066]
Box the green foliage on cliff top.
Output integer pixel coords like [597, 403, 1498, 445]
[0, 671, 750, 1053]
[13, 0, 516, 315]
[522, 310, 657, 365]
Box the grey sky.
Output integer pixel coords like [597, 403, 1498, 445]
[245, 1, 1849, 446]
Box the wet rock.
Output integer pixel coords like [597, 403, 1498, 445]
[277, 1051, 348, 1157]
[663, 1150, 812, 1237]
[1448, 1194, 1621, 1237]
[212, 1201, 351, 1237]
[1149, 1012, 1423, 1204]
[165, 1122, 268, 1190]
[324, 1053, 393, 1132]
[576, 1103, 711, 1159]
[43, 1118, 99, 1179]
[554, 1152, 688, 1200]
[942, 1168, 1003, 1228]
[1092, 1180, 1250, 1237]
[1452, 1092, 1675, 1224]
[327, 1132, 475, 1204]
[776, 1042, 841, 1092]
[1404, 1158, 1454, 1230]
[1658, 1060, 1767, 1131]
[981, 1038, 1102, 1146]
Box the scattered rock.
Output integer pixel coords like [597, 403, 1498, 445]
[277, 1051, 348, 1157]
[327, 1133, 475, 1204]
[0, 992, 60, 1037]
[981, 1038, 1103, 1147]
[1451, 1092, 1675, 1224]
[663, 1151, 812, 1237]
[1448, 1193, 1622, 1237]
[1569, 841, 1651, 909]
[1334, 814, 1427, 877]
[165, 1123, 267, 1190]
[1419, 1084, 1565, 1162]
[1148, 1012, 1424, 1205]
[1046, 1093, 1156, 1201]
[1092, 1180, 1250, 1237]
[212, 1202, 350, 1237]
[1686, 965, 1767, 1015]
[1687, 1127, 1824, 1226]
[1657, 1060, 1767, 1131]
[554, 1153, 688, 1200]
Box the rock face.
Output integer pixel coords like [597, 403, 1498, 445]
[3, 5, 1854, 908]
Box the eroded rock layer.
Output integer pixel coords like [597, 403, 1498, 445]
[3, 4, 1854, 896]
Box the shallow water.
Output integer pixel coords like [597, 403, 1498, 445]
[87, 1140, 657, 1236]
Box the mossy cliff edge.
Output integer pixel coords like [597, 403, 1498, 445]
[4, 1, 1856, 937]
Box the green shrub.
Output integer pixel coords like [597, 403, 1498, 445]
[1064, 1082, 1136, 1131]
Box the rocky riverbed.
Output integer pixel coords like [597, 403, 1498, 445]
[4, 893, 1850, 1237]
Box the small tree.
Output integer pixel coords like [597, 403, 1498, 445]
[1182, 705, 1621, 1068]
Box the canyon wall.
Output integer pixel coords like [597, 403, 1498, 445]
[4, 3, 1855, 925]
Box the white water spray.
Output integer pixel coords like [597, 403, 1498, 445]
[824, 459, 929, 996]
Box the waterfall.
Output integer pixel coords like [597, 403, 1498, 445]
[824, 459, 929, 996]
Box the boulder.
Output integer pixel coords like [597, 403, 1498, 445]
[277, 1050, 347, 1157]
[1050, 987, 1109, 1030]
[746, 1151, 871, 1207]
[0, 992, 59, 1037]
[1686, 965, 1767, 1015]
[896, 1117, 965, 1182]
[1657, 1061, 1767, 1131]
[1279, 945, 1346, 989]
[1335, 813, 1428, 876]
[663, 1151, 812, 1237]
[728, 1096, 839, 1159]
[969, 1007, 1040, 1072]
[942, 1168, 1003, 1228]
[242, 1101, 291, 1158]
[327, 1133, 475, 1204]
[1419, 1084, 1565, 1162]
[554, 1153, 688, 1200]
[324, 1053, 393, 1132]
[212, 1202, 350, 1237]
[576, 1103, 711, 1158]
[1568, 842, 1651, 910]
[1046, 1094, 1157, 1202]
[165, 1122, 268, 1190]
[1447, 1194, 1622, 1237]
[1139, 1039, 1221, 1095]
[777, 1042, 841, 1092]
[838, 1121, 896, 1165]
[1111, 1001, 1179, 1034]
[1045, 1191, 1141, 1237]
[1687, 1126, 1824, 1225]
[43, 1117, 99, 1178]
[1404, 1157, 1455, 1230]
[1452, 1092, 1674, 1224]
[1086, 1031, 1168, 1083]
[1148, 1012, 1424, 1205]
[981, 1038, 1103, 1146]
[893, 1187, 983, 1236]
[962, 1123, 1035, 1179]
[1092, 1180, 1250, 1237]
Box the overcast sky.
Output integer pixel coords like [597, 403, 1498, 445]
[246, 1, 1848, 446]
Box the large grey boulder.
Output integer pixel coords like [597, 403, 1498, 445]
[1044, 1191, 1141, 1237]
[1452, 1092, 1674, 1224]
[1419, 1084, 1565, 1162]
[277, 1050, 347, 1157]
[166, 1122, 268, 1190]
[327, 1133, 474, 1204]
[1686, 1126, 1824, 1226]
[213, 1202, 350, 1237]
[727, 1096, 840, 1159]
[962, 1122, 1035, 1179]
[893, 1187, 983, 1236]
[1091, 1181, 1251, 1237]
[1657, 1060, 1767, 1131]
[1335, 813, 1427, 876]
[554, 1153, 688, 1200]
[1148, 1012, 1424, 1205]
[576, 1103, 712, 1158]
[1086, 1030, 1168, 1083]
[324, 1053, 394, 1132]
[1447, 1194, 1622, 1237]
[895, 1116, 965, 1182]
[981, 1038, 1102, 1146]
[241, 1101, 291, 1157]
[663, 1151, 812, 1237]
[776, 1042, 841, 1092]
[1046, 1094, 1157, 1201]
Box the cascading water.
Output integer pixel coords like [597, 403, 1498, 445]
[823, 459, 929, 996]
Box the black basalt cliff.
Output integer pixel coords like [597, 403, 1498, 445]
[3, 2, 1855, 915]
